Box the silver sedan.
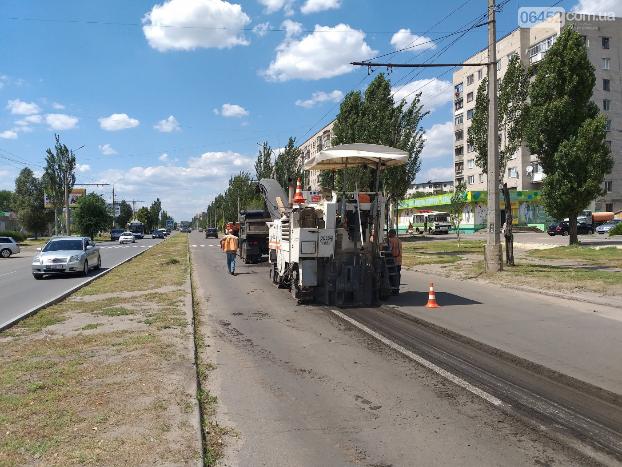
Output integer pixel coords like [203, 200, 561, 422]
[32, 236, 101, 280]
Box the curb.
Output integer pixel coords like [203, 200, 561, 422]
[0, 244, 156, 332]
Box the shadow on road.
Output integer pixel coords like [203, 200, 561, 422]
[39, 268, 110, 280]
[391, 290, 481, 307]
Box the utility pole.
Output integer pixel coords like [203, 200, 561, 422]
[484, 0, 503, 272]
[64, 145, 85, 235]
[111, 185, 115, 228]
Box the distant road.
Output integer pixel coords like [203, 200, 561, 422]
[0, 237, 163, 329]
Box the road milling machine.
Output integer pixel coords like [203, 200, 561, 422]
[259, 143, 406, 306]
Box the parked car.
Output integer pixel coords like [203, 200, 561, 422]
[151, 229, 165, 239]
[0, 236, 20, 258]
[32, 236, 100, 279]
[596, 219, 622, 234]
[119, 232, 135, 244]
[205, 227, 218, 239]
[199, 227, 204, 232]
[110, 228, 125, 241]
[547, 221, 594, 236]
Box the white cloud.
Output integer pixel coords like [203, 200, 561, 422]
[300, 0, 341, 14]
[142, 0, 251, 52]
[98, 150, 254, 219]
[281, 19, 302, 39]
[0, 129, 18, 139]
[15, 114, 42, 126]
[214, 103, 249, 118]
[421, 121, 453, 159]
[99, 144, 118, 156]
[52, 102, 65, 110]
[572, 0, 622, 15]
[154, 115, 181, 132]
[159, 153, 170, 161]
[6, 99, 41, 115]
[253, 22, 271, 37]
[45, 113, 79, 130]
[0, 75, 8, 89]
[264, 24, 377, 81]
[99, 113, 140, 131]
[420, 166, 454, 181]
[392, 78, 453, 112]
[258, 0, 294, 15]
[295, 89, 343, 108]
[390, 28, 436, 52]
[76, 163, 91, 173]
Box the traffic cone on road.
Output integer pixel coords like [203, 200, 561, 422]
[425, 282, 440, 308]
[293, 177, 306, 205]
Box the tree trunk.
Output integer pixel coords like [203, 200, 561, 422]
[502, 183, 514, 266]
[569, 215, 579, 245]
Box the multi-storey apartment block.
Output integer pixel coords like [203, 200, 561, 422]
[453, 14, 621, 212]
[299, 120, 335, 190]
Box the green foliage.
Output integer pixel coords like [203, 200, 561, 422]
[0, 190, 15, 211]
[148, 198, 162, 231]
[135, 207, 151, 229]
[0, 230, 26, 242]
[449, 182, 467, 245]
[14, 168, 49, 237]
[73, 193, 113, 240]
[207, 171, 263, 230]
[117, 200, 133, 228]
[608, 222, 622, 237]
[255, 142, 274, 180]
[159, 209, 172, 228]
[42, 134, 76, 234]
[273, 137, 302, 191]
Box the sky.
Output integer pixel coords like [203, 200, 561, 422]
[0, 0, 618, 220]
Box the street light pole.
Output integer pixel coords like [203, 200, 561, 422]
[484, 0, 503, 272]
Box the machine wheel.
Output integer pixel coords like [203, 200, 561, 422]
[1, 248, 11, 258]
[242, 244, 251, 264]
[33, 273, 44, 280]
[269, 263, 278, 284]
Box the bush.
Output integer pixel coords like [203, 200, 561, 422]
[608, 222, 622, 236]
[0, 230, 26, 242]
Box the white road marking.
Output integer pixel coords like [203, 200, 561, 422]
[200, 245, 205, 247]
[191, 244, 198, 248]
[329, 308, 504, 407]
[0, 270, 17, 279]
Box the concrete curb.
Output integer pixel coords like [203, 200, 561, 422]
[0, 244, 155, 332]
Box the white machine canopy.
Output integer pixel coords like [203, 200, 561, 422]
[303, 143, 408, 171]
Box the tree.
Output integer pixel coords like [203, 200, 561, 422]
[42, 134, 76, 235]
[0, 190, 15, 212]
[14, 168, 49, 238]
[255, 142, 274, 180]
[135, 206, 151, 228]
[449, 182, 467, 248]
[149, 198, 162, 231]
[73, 193, 112, 240]
[274, 137, 302, 191]
[160, 209, 172, 228]
[117, 200, 133, 228]
[525, 27, 611, 244]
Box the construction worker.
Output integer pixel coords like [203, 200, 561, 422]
[387, 228, 402, 288]
[220, 227, 239, 275]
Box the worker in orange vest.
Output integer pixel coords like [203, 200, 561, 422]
[220, 227, 239, 275]
[387, 228, 402, 289]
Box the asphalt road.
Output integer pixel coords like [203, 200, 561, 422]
[0, 236, 162, 328]
[190, 232, 595, 466]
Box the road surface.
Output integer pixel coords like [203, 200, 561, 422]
[190, 232, 604, 466]
[0, 237, 162, 328]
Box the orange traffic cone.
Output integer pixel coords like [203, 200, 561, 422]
[292, 177, 306, 205]
[425, 282, 440, 308]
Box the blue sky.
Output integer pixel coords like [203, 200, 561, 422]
[0, 0, 612, 220]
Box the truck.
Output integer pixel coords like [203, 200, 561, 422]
[238, 210, 270, 264]
[259, 143, 405, 306]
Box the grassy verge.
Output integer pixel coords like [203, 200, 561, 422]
[527, 245, 622, 268]
[0, 233, 202, 466]
[402, 239, 484, 267]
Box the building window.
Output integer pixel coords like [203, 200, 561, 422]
[455, 130, 464, 141]
[479, 173, 484, 183]
[605, 181, 612, 193]
[455, 113, 463, 125]
[496, 60, 501, 71]
[467, 92, 474, 103]
[509, 150, 517, 160]
[528, 35, 557, 63]
[603, 79, 610, 91]
[467, 142, 474, 153]
[455, 146, 464, 157]
[602, 58, 610, 70]
[455, 99, 464, 111]
[467, 175, 475, 184]
[580, 35, 589, 47]
[467, 159, 475, 169]
[454, 82, 463, 96]
[467, 74, 474, 85]
[603, 99, 611, 111]
[508, 167, 519, 178]
[602, 37, 610, 49]
[605, 119, 612, 131]
[467, 109, 474, 120]
[478, 69, 483, 80]
[605, 140, 612, 151]
[606, 203, 613, 212]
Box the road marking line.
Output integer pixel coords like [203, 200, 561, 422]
[0, 270, 17, 278]
[200, 245, 205, 247]
[329, 308, 503, 407]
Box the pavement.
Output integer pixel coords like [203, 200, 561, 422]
[190, 232, 590, 466]
[0, 236, 162, 328]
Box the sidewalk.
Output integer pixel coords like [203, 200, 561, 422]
[390, 269, 622, 396]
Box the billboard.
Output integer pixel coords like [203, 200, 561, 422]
[44, 188, 87, 209]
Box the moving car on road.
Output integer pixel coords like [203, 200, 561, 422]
[151, 229, 165, 239]
[32, 236, 100, 279]
[110, 228, 124, 241]
[0, 236, 20, 258]
[205, 227, 218, 239]
[547, 221, 594, 236]
[119, 232, 135, 244]
[596, 219, 622, 234]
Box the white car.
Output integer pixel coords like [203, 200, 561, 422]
[119, 232, 136, 244]
[0, 236, 20, 258]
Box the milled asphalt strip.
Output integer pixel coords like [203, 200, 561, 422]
[0, 245, 155, 331]
[329, 308, 504, 406]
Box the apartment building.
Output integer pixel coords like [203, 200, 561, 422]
[407, 180, 454, 195]
[453, 14, 622, 212]
[299, 120, 335, 190]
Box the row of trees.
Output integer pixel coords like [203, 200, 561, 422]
[467, 26, 613, 247]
